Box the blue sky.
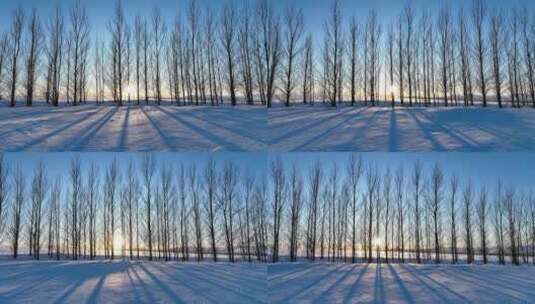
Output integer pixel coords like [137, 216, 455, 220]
[270, 152, 535, 193]
[3, 152, 267, 182]
[1, 0, 533, 41]
[3, 152, 534, 195]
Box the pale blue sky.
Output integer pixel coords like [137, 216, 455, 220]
[3, 152, 532, 195]
[1, 0, 533, 42]
[270, 152, 535, 193]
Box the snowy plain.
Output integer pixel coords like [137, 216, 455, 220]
[0, 259, 267, 303]
[0, 104, 266, 151]
[268, 262, 535, 303]
[268, 104, 535, 151]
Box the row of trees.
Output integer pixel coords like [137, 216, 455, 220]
[321, 0, 535, 108]
[279, 156, 535, 265]
[0, 154, 269, 262]
[0, 0, 290, 107]
[0, 154, 533, 265]
[1, 0, 533, 108]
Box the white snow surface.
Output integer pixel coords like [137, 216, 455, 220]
[268, 104, 535, 151]
[268, 262, 535, 303]
[0, 104, 266, 151]
[0, 260, 267, 303]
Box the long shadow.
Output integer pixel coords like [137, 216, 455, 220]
[454, 266, 535, 297]
[176, 264, 263, 301]
[388, 109, 399, 151]
[292, 108, 368, 151]
[117, 106, 131, 151]
[342, 263, 370, 304]
[387, 264, 414, 303]
[344, 108, 386, 150]
[147, 264, 219, 303]
[399, 264, 470, 303]
[276, 264, 346, 302]
[153, 106, 242, 151]
[269, 263, 323, 283]
[3, 105, 97, 121]
[270, 107, 362, 145]
[315, 264, 359, 303]
[139, 106, 175, 150]
[180, 107, 265, 146]
[154, 263, 262, 303]
[12, 107, 108, 151]
[2, 261, 125, 303]
[129, 264, 158, 303]
[267, 105, 324, 122]
[415, 109, 480, 150]
[65, 107, 119, 151]
[124, 265, 143, 301]
[86, 272, 107, 304]
[195, 263, 265, 286]
[440, 267, 528, 302]
[406, 110, 446, 151]
[425, 108, 535, 150]
[138, 263, 185, 303]
[373, 263, 384, 304]
[0, 107, 99, 138]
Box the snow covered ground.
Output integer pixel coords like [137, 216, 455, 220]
[268, 105, 535, 151]
[0, 259, 267, 303]
[268, 262, 535, 303]
[0, 104, 266, 151]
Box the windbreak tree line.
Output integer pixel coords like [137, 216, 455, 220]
[0, 0, 534, 108]
[270, 155, 535, 266]
[0, 154, 269, 263]
[0, 154, 534, 265]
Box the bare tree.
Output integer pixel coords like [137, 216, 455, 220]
[325, 0, 342, 107]
[188, 165, 203, 261]
[477, 186, 489, 263]
[152, 8, 166, 105]
[256, 0, 281, 108]
[404, 4, 414, 105]
[383, 167, 392, 262]
[438, 6, 451, 106]
[395, 166, 405, 262]
[412, 161, 423, 263]
[8, 7, 24, 107]
[430, 164, 443, 263]
[306, 162, 322, 261]
[281, 5, 304, 107]
[504, 188, 519, 264]
[472, 0, 488, 106]
[288, 164, 303, 261]
[25, 9, 42, 106]
[68, 0, 90, 106]
[45, 7, 64, 106]
[204, 158, 218, 261]
[0, 155, 8, 241]
[366, 10, 381, 105]
[11, 165, 25, 258]
[490, 10, 505, 107]
[463, 181, 474, 263]
[221, 2, 238, 106]
[521, 12, 535, 107]
[108, 0, 128, 105]
[29, 162, 47, 259]
[0, 34, 8, 101]
[449, 174, 459, 263]
[366, 164, 379, 262]
[141, 153, 156, 260]
[347, 155, 362, 263]
[271, 158, 286, 262]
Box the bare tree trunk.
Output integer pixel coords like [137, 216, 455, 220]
[8, 8, 24, 107]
